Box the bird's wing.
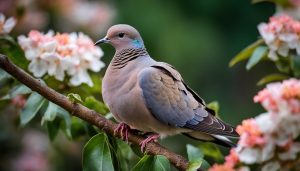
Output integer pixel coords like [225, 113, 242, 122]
[138, 62, 238, 137]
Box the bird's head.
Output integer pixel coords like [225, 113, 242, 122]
[95, 24, 144, 51]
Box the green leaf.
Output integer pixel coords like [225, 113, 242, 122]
[41, 102, 58, 125]
[1, 84, 32, 100]
[229, 39, 264, 67]
[186, 144, 203, 171]
[0, 68, 10, 82]
[20, 92, 46, 126]
[153, 155, 170, 171]
[47, 118, 61, 141]
[206, 101, 219, 115]
[83, 133, 114, 171]
[246, 46, 268, 70]
[198, 142, 223, 162]
[257, 73, 289, 86]
[132, 155, 170, 171]
[132, 155, 153, 171]
[57, 107, 72, 139]
[67, 93, 83, 103]
[84, 96, 109, 114]
[71, 117, 88, 139]
[200, 160, 211, 170]
[187, 144, 204, 161]
[10, 84, 32, 97]
[291, 55, 300, 77]
[130, 144, 144, 158]
[115, 139, 134, 171]
[0, 35, 29, 69]
[275, 56, 291, 74]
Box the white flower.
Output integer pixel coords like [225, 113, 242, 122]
[257, 15, 300, 60]
[255, 113, 274, 133]
[0, 13, 16, 34]
[278, 142, 300, 160]
[18, 30, 105, 86]
[261, 161, 280, 171]
[261, 142, 275, 162]
[238, 148, 260, 164]
[28, 58, 48, 78]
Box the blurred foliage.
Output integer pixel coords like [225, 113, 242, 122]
[0, 0, 280, 171]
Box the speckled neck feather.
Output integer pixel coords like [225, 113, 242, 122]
[112, 48, 148, 69]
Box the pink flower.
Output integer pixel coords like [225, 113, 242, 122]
[281, 79, 300, 99]
[18, 30, 105, 86]
[258, 15, 300, 60]
[254, 79, 300, 114]
[236, 119, 265, 147]
[208, 163, 235, 171]
[225, 149, 240, 167]
[0, 13, 16, 34]
[254, 88, 278, 112]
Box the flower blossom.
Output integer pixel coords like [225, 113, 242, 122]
[210, 78, 300, 171]
[0, 13, 16, 34]
[254, 78, 300, 113]
[236, 119, 265, 147]
[18, 30, 105, 87]
[258, 15, 300, 60]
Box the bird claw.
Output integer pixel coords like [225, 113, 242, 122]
[114, 122, 130, 142]
[139, 134, 160, 153]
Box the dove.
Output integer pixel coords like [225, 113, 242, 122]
[95, 24, 239, 151]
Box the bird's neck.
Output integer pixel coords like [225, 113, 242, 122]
[111, 48, 149, 69]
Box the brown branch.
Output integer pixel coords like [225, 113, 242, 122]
[0, 54, 193, 171]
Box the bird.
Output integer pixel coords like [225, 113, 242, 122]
[95, 24, 239, 151]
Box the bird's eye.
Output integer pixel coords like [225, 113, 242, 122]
[118, 33, 125, 38]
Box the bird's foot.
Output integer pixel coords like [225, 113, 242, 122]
[114, 122, 130, 142]
[140, 134, 160, 153]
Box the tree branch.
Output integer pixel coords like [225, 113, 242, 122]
[0, 54, 193, 171]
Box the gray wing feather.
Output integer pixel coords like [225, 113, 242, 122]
[138, 64, 239, 137]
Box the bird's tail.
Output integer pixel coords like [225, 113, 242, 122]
[183, 132, 236, 148]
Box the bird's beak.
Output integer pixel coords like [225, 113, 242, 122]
[94, 37, 110, 45]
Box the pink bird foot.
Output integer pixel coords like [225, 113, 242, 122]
[114, 122, 130, 142]
[140, 134, 160, 152]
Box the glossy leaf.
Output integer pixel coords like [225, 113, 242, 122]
[229, 39, 264, 67]
[0, 35, 29, 69]
[198, 142, 223, 162]
[84, 96, 109, 115]
[291, 55, 300, 77]
[67, 93, 83, 103]
[107, 135, 132, 171]
[246, 46, 268, 70]
[131, 144, 144, 158]
[257, 73, 289, 86]
[153, 155, 170, 171]
[20, 92, 46, 126]
[131, 155, 170, 171]
[131, 155, 153, 171]
[83, 133, 114, 171]
[41, 102, 58, 125]
[186, 144, 203, 171]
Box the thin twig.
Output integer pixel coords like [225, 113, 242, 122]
[0, 54, 194, 171]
